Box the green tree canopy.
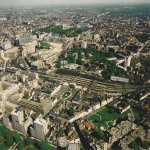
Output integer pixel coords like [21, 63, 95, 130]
[17, 142, 24, 150]
[13, 132, 22, 143]
[24, 137, 33, 146]
[91, 128, 105, 141]
[0, 125, 7, 137]
[5, 134, 14, 147]
[36, 141, 51, 150]
[129, 141, 140, 150]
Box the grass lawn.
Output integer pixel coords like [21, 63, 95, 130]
[62, 91, 71, 99]
[90, 107, 128, 121]
[36, 41, 50, 50]
[89, 107, 129, 129]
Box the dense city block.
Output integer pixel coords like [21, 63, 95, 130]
[0, 3, 150, 150]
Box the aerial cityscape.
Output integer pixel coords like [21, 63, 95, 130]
[0, 0, 149, 150]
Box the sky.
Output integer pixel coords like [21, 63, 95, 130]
[0, 0, 150, 6]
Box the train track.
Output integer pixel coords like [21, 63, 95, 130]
[6, 68, 149, 94]
[39, 73, 150, 94]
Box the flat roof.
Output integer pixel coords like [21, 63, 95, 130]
[68, 143, 80, 150]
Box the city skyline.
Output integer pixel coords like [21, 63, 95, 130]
[0, 0, 150, 6]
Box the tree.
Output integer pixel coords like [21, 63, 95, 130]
[76, 58, 83, 65]
[92, 95, 99, 103]
[0, 125, 7, 137]
[67, 56, 75, 64]
[17, 142, 24, 150]
[129, 141, 140, 150]
[5, 134, 14, 147]
[91, 128, 105, 141]
[102, 69, 111, 79]
[24, 137, 33, 146]
[141, 141, 150, 149]
[13, 132, 22, 143]
[65, 107, 75, 117]
[28, 146, 36, 150]
[108, 107, 117, 114]
[40, 141, 51, 150]
[56, 61, 61, 68]
[98, 96, 103, 105]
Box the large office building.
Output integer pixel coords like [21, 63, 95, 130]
[30, 115, 48, 140]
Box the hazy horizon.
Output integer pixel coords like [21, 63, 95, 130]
[0, 0, 150, 6]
